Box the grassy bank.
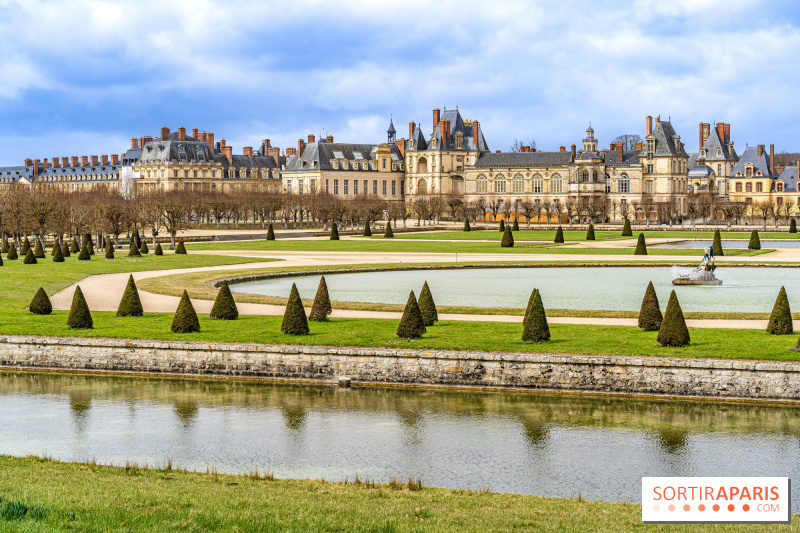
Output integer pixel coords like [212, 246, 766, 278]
[0, 455, 794, 532]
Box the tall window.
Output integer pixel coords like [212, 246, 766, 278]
[392, 181, 396, 196]
[334, 179, 339, 195]
[647, 164, 654, 174]
[532, 173, 543, 193]
[373, 180, 378, 195]
[477, 174, 488, 194]
[494, 173, 506, 194]
[717, 164, 722, 175]
[513, 173, 525, 193]
[756, 182, 763, 192]
[353, 180, 359, 195]
[299, 179, 304, 194]
[581, 170, 589, 183]
[382, 180, 387, 195]
[745, 182, 752, 192]
[550, 173, 562, 193]
[344, 180, 349, 195]
[363, 180, 368, 194]
[735, 182, 742, 192]
[645, 180, 654, 194]
[618, 180, 630, 193]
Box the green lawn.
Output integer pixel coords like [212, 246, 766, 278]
[4, 455, 792, 533]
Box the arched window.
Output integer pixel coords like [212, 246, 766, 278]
[476, 174, 488, 194]
[417, 178, 428, 195]
[532, 173, 543, 193]
[618, 173, 630, 193]
[513, 173, 524, 193]
[494, 173, 506, 194]
[417, 156, 427, 173]
[550, 173, 562, 193]
[581, 170, 590, 183]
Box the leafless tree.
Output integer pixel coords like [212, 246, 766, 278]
[612, 134, 643, 151]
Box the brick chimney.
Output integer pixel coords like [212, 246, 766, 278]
[267, 147, 281, 167]
[243, 146, 253, 159]
[520, 146, 527, 153]
[698, 123, 704, 151]
[770, 144, 775, 175]
[90, 155, 98, 166]
[286, 147, 297, 156]
[646, 116, 653, 136]
[80, 156, 88, 166]
[394, 139, 406, 157]
[758, 144, 764, 157]
[716, 122, 725, 143]
[473, 121, 480, 148]
[439, 119, 449, 144]
[192, 128, 198, 138]
[71, 156, 79, 167]
[298, 138, 305, 157]
[724, 123, 730, 143]
[130, 138, 138, 149]
[263, 139, 271, 149]
[222, 146, 233, 165]
[206, 132, 214, 153]
[111, 154, 119, 165]
[327, 135, 333, 143]
[178, 127, 186, 141]
[433, 108, 441, 130]
[635, 141, 643, 150]
[62, 157, 69, 168]
[42, 158, 48, 170]
[559, 146, 566, 152]
[198, 131, 207, 142]
[160, 127, 170, 141]
[101, 155, 108, 165]
[33, 159, 39, 179]
[24, 158, 32, 167]
[655, 116, 660, 128]
[615, 142, 623, 162]
[571, 144, 576, 161]
[220, 139, 226, 149]
[409, 121, 415, 139]
[308, 134, 315, 144]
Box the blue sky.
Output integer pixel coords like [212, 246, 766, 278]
[1, 0, 799, 165]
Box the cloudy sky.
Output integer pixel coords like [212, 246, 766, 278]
[0, 0, 798, 165]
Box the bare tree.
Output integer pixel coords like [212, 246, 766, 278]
[161, 189, 191, 249]
[510, 139, 537, 152]
[613, 134, 643, 151]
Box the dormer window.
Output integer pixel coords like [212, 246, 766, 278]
[717, 149, 722, 157]
[701, 150, 706, 157]
[455, 131, 463, 149]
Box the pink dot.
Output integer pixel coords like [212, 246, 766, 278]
[698, 504, 706, 511]
[683, 504, 691, 511]
[728, 504, 735, 512]
[713, 504, 720, 511]
[743, 504, 750, 512]
[653, 505, 661, 512]
[668, 504, 676, 511]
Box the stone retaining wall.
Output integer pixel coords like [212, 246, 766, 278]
[0, 335, 798, 400]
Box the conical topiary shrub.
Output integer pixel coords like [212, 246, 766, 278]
[464, 219, 471, 232]
[266, 223, 275, 240]
[330, 222, 340, 240]
[657, 290, 690, 347]
[712, 229, 724, 257]
[7, 243, 17, 260]
[281, 283, 309, 335]
[67, 286, 93, 329]
[175, 241, 187, 254]
[522, 288, 550, 343]
[384, 221, 394, 238]
[116, 275, 144, 317]
[554, 226, 564, 243]
[362, 221, 372, 237]
[308, 276, 332, 321]
[791, 219, 797, 233]
[748, 230, 760, 250]
[586, 223, 595, 240]
[209, 281, 238, 320]
[78, 243, 91, 261]
[638, 281, 662, 331]
[171, 290, 200, 333]
[61, 241, 70, 257]
[87, 240, 95, 255]
[155, 243, 163, 255]
[634, 233, 647, 255]
[767, 286, 793, 335]
[23, 249, 37, 264]
[501, 226, 514, 247]
[512, 218, 519, 231]
[20, 237, 30, 255]
[70, 238, 79, 253]
[33, 239, 45, 258]
[51, 240, 57, 256]
[105, 241, 115, 259]
[396, 290, 426, 339]
[140, 241, 149, 254]
[499, 219, 505, 232]
[82, 233, 91, 247]
[622, 218, 632, 237]
[52, 243, 64, 262]
[128, 242, 141, 256]
[29, 287, 52, 315]
[418, 281, 438, 326]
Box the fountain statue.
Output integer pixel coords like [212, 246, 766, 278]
[672, 263, 722, 286]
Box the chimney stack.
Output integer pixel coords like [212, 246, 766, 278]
[90, 155, 98, 166]
[440, 119, 449, 144]
[571, 144, 577, 162]
[206, 132, 214, 153]
[308, 134, 315, 143]
[43, 158, 49, 170]
[286, 147, 297, 156]
[635, 141, 643, 150]
[433, 108, 441, 130]
[724, 123, 730, 143]
[409, 121, 415, 139]
[178, 127, 186, 141]
[615, 142, 623, 162]
[559, 146, 566, 152]
[264, 139, 271, 149]
[698, 123, 704, 151]
[243, 146, 253, 159]
[655, 116, 660, 129]
[716, 122, 725, 143]
[220, 139, 227, 149]
[33, 159, 39, 179]
[62, 157, 69, 168]
[223, 145, 233, 165]
[71, 156, 79, 167]
[192, 128, 198, 138]
[646, 116, 653, 136]
[111, 154, 119, 165]
[770, 144, 775, 175]
[473, 121, 480, 148]
[327, 135, 333, 143]
[394, 139, 407, 157]
[130, 138, 139, 149]
[24, 158, 32, 167]
[198, 131, 207, 142]
[267, 147, 281, 167]
[80, 156, 88, 166]
[101, 155, 108, 165]
[758, 144, 764, 157]
[298, 138, 305, 157]
[160, 127, 170, 141]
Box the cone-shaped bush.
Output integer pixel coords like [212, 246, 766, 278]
[501, 226, 514, 247]
[554, 226, 564, 243]
[464, 219, 471, 231]
[266, 223, 275, 240]
[634, 233, 647, 255]
[622, 218, 632, 236]
[61, 241, 70, 257]
[523, 287, 537, 323]
[67, 286, 93, 329]
[87, 240, 95, 255]
[638, 281, 662, 331]
[116, 275, 144, 317]
[128, 242, 141, 256]
[105, 240, 115, 259]
[23, 249, 37, 264]
[52, 243, 64, 263]
[82, 234, 91, 247]
[712, 229, 724, 257]
[210, 281, 238, 320]
[657, 290, 690, 347]
[7, 243, 17, 260]
[171, 290, 200, 333]
[522, 289, 550, 343]
[78, 243, 91, 260]
[140, 241, 149, 254]
[512, 218, 520, 231]
[155, 243, 163, 255]
[586, 223, 595, 240]
[418, 281, 438, 326]
[396, 290, 426, 339]
[767, 286, 793, 335]
[330, 222, 340, 240]
[791, 219, 797, 233]
[384, 221, 394, 238]
[499, 219, 505, 232]
[748, 230, 761, 250]
[20, 237, 30, 255]
[308, 276, 332, 321]
[281, 283, 309, 335]
[70, 238, 79, 253]
[175, 241, 187, 254]
[51, 240, 57, 256]
[362, 221, 372, 237]
[29, 287, 52, 315]
[33, 239, 45, 258]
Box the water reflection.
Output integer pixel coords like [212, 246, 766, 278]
[1, 371, 799, 508]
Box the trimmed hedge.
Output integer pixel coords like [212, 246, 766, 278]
[512, 218, 519, 231]
[175, 241, 187, 254]
[52, 243, 64, 262]
[23, 249, 37, 264]
[140, 241, 149, 254]
[20, 237, 30, 255]
[29, 287, 52, 315]
[128, 242, 141, 256]
[748, 230, 760, 250]
[77, 244, 91, 261]
[61, 241, 70, 257]
[499, 220, 505, 232]
[105, 241, 115, 259]
[622, 218, 632, 236]
[362, 222, 372, 237]
[500, 226, 514, 247]
[634, 233, 647, 255]
[67, 286, 93, 329]
[657, 290, 690, 347]
[33, 239, 45, 258]
[70, 238, 79, 253]
[791, 219, 797, 233]
[330, 222, 340, 240]
[281, 283, 309, 335]
[7, 243, 17, 260]
[586, 224, 595, 240]
[384, 221, 394, 238]
[171, 290, 200, 333]
[418, 281, 438, 326]
[554, 226, 564, 243]
[522, 288, 550, 343]
[155, 243, 163, 255]
[712, 229, 723, 257]
[464, 219, 471, 232]
[308, 276, 332, 321]
[396, 290, 426, 339]
[210, 281, 239, 320]
[638, 281, 662, 331]
[266, 224, 275, 240]
[116, 275, 144, 317]
[766, 286, 793, 335]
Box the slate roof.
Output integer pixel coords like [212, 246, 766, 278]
[473, 151, 573, 167]
[0, 165, 33, 184]
[688, 164, 714, 178]
[0, 161, 122, 184]
[284, 142, 404, 172]
[651, 120, 688, 157]
[410, 108, 489, 152]
[699, 127, 736, 161]
[409, 124, 428, 151]
[122, 147, 142, 166]
[140, 139, 278, 169]
[777, 166, 798, 192]
[600, 149, 643, 165]
[731, 146, 774, 177]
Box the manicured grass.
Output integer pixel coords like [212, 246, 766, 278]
[5, 455, 793, 533]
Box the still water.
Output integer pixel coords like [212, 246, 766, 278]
[230, 267, 800, 313]
[1, 371, 799, 508]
